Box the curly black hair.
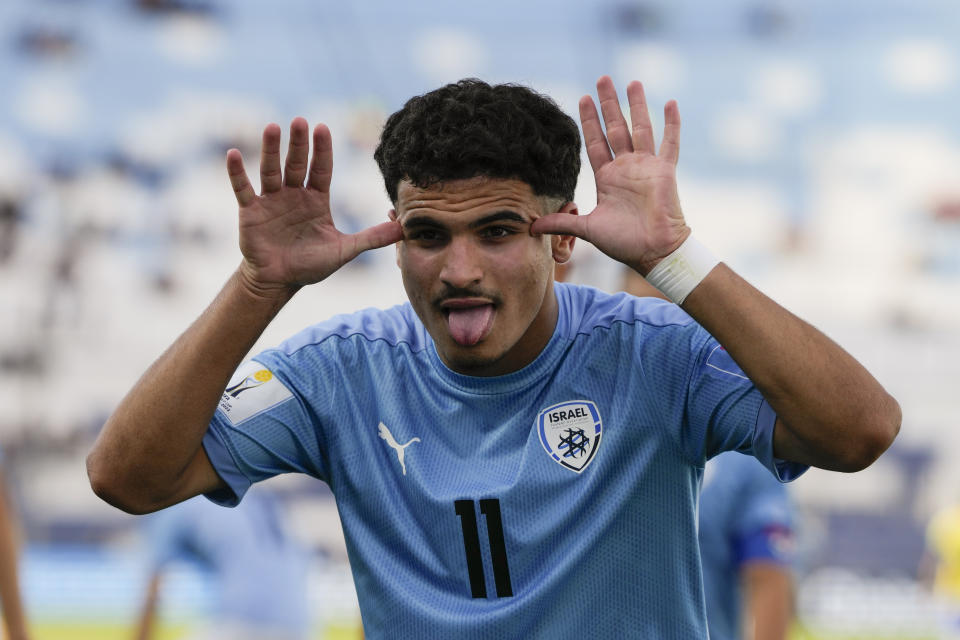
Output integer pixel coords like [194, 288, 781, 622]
[374, 79, 581, 204]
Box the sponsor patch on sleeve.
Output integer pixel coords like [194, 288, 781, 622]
[217, 361, 293, 425]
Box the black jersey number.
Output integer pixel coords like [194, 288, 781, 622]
[454, 498, 513, 598]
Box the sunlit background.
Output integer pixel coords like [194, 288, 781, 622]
[0, 0, 958, 637]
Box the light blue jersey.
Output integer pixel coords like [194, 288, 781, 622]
[145, 489, 310, 636]
[202, 282, 806, 638]
[699, 451, 797, 640]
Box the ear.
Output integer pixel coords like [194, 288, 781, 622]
[550, 202, 578, 264]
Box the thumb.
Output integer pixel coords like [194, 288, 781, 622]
[347, 220, 404, 258]
[531, 211, 590, 240]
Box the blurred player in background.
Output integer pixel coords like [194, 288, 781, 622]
[700, 452, 796, 640]
[921, 502, 960, 639]
[132, 487, 310, 640]
[617, 268, 797, 640]
[89, 76, 899, 637]
[0, 455, 31, 640]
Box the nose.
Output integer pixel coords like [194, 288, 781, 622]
[439, 236, 483, 289]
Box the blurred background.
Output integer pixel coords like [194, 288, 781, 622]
[0, 0, 958, 637]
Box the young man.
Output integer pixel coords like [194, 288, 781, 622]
[87, 76, 900, 637]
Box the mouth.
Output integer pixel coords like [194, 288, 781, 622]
[440, 298, 496, 347]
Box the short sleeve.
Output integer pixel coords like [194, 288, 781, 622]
[201, 356, 327, 507]
[751, 399, 807, 482]
[732, 461, 797, 567]
[646, 321, 807, 481]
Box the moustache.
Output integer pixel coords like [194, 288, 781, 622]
[433, 286, 500, 307]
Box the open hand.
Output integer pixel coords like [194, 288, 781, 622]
[226, 118, 402, 296]
[531, 76, 690, 275]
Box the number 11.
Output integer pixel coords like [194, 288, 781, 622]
[454, 498, 513, 598]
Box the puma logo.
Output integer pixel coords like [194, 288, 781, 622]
[378, 422, 421, 476]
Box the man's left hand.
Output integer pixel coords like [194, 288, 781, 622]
[531, 76, 689, 275]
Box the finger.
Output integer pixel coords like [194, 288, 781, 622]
[226, 148, 256, 207]
[346, 220, 404, 259]
[596, 76, 633, 156]
[579, 96, 613, 173]
[626, 81, 655, 155]
[307, 124, 334, 194]
[259, 123, 283, 194]
[659, 100, 681, 165]
[283, 117, 311, 187]
[530, 211, 591, 240]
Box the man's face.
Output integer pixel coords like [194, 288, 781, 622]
[392, 177, 574, 377]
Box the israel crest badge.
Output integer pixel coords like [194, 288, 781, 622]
[537, 400, 602, 473]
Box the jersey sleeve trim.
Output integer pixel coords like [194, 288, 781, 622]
[751, 399, 808, 482]
[201, 424, 252, 507]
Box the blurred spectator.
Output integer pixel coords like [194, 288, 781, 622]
[699, 452, 797, 640]
[923, 195, 960, 275]
[0, 197, 22, 265]
[133, 0, 213, 15]
[0, 455, 31, 640]
[133, 487, 310, 640]
[15, 27, 78, 60]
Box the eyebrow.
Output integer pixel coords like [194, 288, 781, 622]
[470, 211, 529, 228]
[401, 210, 530, 230]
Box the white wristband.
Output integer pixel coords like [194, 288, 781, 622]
[644, 236, 720, 305]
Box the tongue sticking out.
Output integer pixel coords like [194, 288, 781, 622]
[447, 305, 495, 346]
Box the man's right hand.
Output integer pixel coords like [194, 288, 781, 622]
[226, 118, 402, 298]
[89, 119, 402, 515]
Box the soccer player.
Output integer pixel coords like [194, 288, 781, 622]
[922, 502, 960, 638]
[699, 452, 796, 640]
[616, 269, 796, 640]
[87, 76, 900, 637]
[0, 457, 30, 640]
[132, 487, 310, 640]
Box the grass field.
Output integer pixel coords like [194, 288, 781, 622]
[790, 626, 935, 640]
[30, 622, 363, 640]
[31, 623, 185, 640]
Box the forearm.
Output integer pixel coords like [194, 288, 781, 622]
[682, 263, 900, 470]
[87, 269, 293, 513]
[742, 563, 793, 640]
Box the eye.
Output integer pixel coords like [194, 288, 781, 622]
[407, 228, 446, 245]
[480, 226, 514, 239]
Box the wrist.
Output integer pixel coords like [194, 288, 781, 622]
[233, 265, 300, 308]
[643, 235, 720, 305]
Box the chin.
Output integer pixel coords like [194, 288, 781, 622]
[441, 344, 507, 376]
